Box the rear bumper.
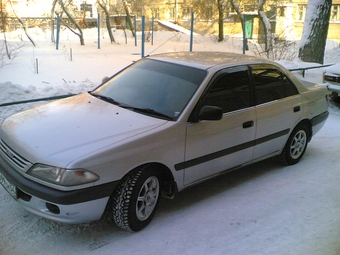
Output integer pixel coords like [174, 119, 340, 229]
[311, 111, 329, 137]
[0, 154, 119, 223]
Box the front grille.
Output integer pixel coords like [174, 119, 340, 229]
[324, 75, 340, 84]
[0, 139, 33, 172]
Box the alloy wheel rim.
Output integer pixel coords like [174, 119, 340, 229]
[290, 130, 307, 159]
[136, 176, 159, 221]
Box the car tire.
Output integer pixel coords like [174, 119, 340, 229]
[279, 123, 309, 165]
[111, 165, 162, 231]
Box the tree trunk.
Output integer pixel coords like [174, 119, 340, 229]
[217, 0, 224, 42]
[228, 0, 244, 33]
[258, 0, 273, 60]
[97, 0, 116, 43]
[123, 1, 135, 37]
[59, 0, 85, 45]
[298, 0, 332, 64]
[9, 0, 35, 47]
[50, 0, 58, 42]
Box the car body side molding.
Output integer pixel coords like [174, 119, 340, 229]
[175, 128, 290, 171]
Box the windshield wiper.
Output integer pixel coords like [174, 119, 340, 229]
[89, 92, 173, 120]
[89, 92, 121, 106]
[125, 107, 174, 120]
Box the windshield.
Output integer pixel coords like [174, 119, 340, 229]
[92, 59, 207, 120]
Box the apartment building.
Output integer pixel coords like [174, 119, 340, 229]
[123, 0, 340, 43]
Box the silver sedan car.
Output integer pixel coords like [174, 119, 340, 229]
[0, 52, 329, 231]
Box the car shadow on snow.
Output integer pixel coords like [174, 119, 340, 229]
[156, 156, 282, 217]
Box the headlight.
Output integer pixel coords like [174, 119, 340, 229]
[29, 164, 99, 186]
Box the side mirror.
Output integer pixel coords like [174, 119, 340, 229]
[198, 106, 223, 121]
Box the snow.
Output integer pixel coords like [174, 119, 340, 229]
[325, 63, 340, 75]
[299, 0, 318, 46]
[157, 20, 198, 35]
[1, 28, 340, 255]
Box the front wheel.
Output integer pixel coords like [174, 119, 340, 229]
[111, 165, 162, 231]
[279, 123, 309, 165]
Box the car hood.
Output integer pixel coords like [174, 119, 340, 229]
[325, 63, 340, 75]
[0, 93, 168, 166]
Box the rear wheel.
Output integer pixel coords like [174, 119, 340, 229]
[279, 123, 309, 165]
[112, 165, 162, 231]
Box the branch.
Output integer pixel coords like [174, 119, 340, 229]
[8, 0, 36, 47]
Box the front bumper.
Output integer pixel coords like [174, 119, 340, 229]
[0, 154, 119, 223]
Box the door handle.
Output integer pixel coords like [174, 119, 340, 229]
[294, 106, 301, 112]
[243, 121, 254, 129]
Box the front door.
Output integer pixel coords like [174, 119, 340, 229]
[183, 66, 256, 185]
[244, 15, 254, 39]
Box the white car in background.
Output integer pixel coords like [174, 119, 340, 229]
[324, 63, 340, 101]
[0, 52, 329, 232]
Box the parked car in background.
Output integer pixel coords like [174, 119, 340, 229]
[0, 52, 329, 232]
[323, 63, 340, 101]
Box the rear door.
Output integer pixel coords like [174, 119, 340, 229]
[250, 64, 302, 159]
[181, 66, 256, 185]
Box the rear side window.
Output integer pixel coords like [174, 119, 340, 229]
[202, 66, 251, 113]
[251, 65, 298, 105]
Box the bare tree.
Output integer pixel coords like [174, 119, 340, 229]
[228, 0, 245, 33]
[217, 0, 225, 42]
[58, 0, 85, 45]
[8, 0, 35, 47]
[298, 0, 332, 64]
[0, 0, 11, 60]
[191, 0, 228, 41]
[0, 0, 24, 67]
[123, 0, 135, 37]
[96, 0, 115, 43]
[258, 0, 273, 59]
[50, 0, 58, 42]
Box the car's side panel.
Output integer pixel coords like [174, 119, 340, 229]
[299, 84, 329, 136]
[253, 95, 303, 158]
[183, 108, 256, 185]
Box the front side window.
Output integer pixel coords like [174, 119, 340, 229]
[251, 65, 298, 105]
[201, 66, 252, 113]
[93, 59, 207, 120]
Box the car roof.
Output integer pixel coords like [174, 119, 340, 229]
[147, 51, 273, 70]
[147, 51, 309, 93]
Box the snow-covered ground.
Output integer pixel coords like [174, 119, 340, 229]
[1, 28, 340, 255]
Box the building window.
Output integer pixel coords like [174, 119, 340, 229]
[331, 5, 340, 21]
[296, 4, 306, 21]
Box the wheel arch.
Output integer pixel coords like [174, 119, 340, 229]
[296, 118, 313, 142]
[146, 162, 177, 198]
[117, 162, 178, 199]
